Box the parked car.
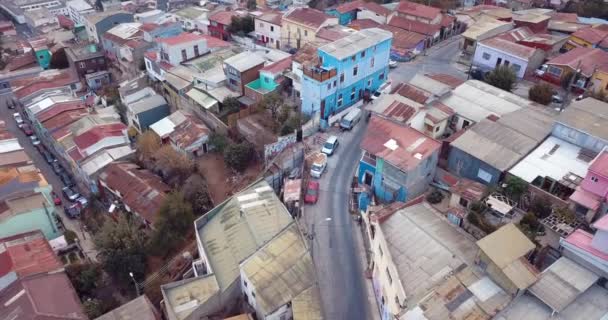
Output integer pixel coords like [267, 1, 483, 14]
[51, 162, 64, 174]
[13, 113, 23, 125]
[370, 91, 382, 101]
[41, 150, 55, 164]
[59, 172, 73, 187]
[551, 93, 563, 104]
[75, 196, 88, 208]
[30, 136, 41, 146]
[321, 136, 339, 156]
[51, 191, 62, 205]
[64, 203, 81, 219]
[309, 152, 327, 179]
[304, 181, 320, 204]
[21, 124, 33, 136]
[62, 186, 80, 201]
[389, 60, 398, 68]
[6, 99, 15, 109]
[340, 108, 362, 131]
[535, 64, 548, 77]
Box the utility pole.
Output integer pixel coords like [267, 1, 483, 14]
[560, 60, 582, 112]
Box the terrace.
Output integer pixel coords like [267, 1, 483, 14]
[303, 65, 337, 82]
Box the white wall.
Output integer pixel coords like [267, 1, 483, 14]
[255, 18, 282, 49]
[592, 229, 608, 254]
[83, 135, 128, 157]
[358, 10, 387, 24]
[162, 39, 209, 65]
[473, 44, 528, 79]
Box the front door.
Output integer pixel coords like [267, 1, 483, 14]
[364, 172, 373, 186]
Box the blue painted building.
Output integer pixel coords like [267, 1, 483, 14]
[325, 6, 357, 26]
[301, 28, 392, 127]
[358, 116, 441, 203]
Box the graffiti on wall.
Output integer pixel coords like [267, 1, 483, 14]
[264, 133, 297, 162]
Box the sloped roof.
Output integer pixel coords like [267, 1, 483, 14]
[389, 15, 441, 36]
[73, 123, 127, 151]
[0, 230, 62, 279]
[95, 295, 160, 320]
[571, 25, 608, 45]
[284, 8, 335, 30]
[348, 18, 381, 30]
[335, 0, 365, 14]
[360, 115, 441, 172]
[209, 11, 239, 26]
[557, 97, 608, 140]
[397, 0, 441, 20]
[379, 25, 426, 51]
[319, 28, 392, 60]
[546, 47, 608, 77]
[241, 223, 316, 316]
[158, 32, 208, 46]
[256, 11, 282, 26]
[292, 285, 324, 320]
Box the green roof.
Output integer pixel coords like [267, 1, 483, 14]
[0, 209, 61, 240]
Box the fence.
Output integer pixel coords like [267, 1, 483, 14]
[179, 95, 229, 135]
[264, 133, 297, 164]
[263, 144, 305, 193]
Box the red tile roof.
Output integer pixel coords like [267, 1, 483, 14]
[5, 53, 36, 71]
[103, 30, 143, 46]
[380, 25, 427, 51]
[158, 32, 209, 46]
[140, 23, 160, 32]
[99, 162, 170, 225]
[360, 116, 441, 172]
[497, 27, 534, 42]
[257, 11, 282, 26]
[572, 25, 608, 45]
[201, 34, 231, 48]
[563, 229, 608, 261]
[549, 12, 578, 22]
[11, 70, 79, 99]
[547, 47, 608, 77]
[169, 116, 210, 150]
[284, 8, 335, 30]
[396, 0, 441, 21]
[260, 56, 292, 74]
[0, 230, 63, 278]
[209, 11, 239, 26]
[480, 37, 538, 59]
[145, 50, 157, 61]
[37, 101, 87, 123]
[440, 14, 455, 28]
[388, 15, 441, 36]
[335, 0, 365, 14]
[317, 25, 355, 42]
[0, 272, 86, 320]
[589, 149, 608, 177]
[68, 147, 85, 162]
[57, 15, 75, 29]
[392, 82, 431, 104]
[73, 123, 127, 151]
[347, 18, 380, 30]
[361, 2, 391, 17]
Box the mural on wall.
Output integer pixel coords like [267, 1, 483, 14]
[264, 132, 297, 163]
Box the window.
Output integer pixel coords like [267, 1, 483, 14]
[351, 55, 356, 62]
[243, 280, 248, 287]
[361, 51, 366, 58]
[79, 62, 85, 68]
[146, 61, 151, 69]
[367, 79, 372, 87]
[374, 45, 377, 52]
[379, 72, 384, 80]
[511, 64, 521, 73]
[482, 52, 491, 60]
[259, 22, 263, 27]
[386, 268, 392, 284]
[378, 245, 383, 257]
[353, 66, 358, 76]
[327, 83, 331, 90]
[270, 26, 274, 32]
[340, 73, 344, 83]
[265, 77, 270, 83]
[371, 57, 375, 68]
[462, 119, 471, 128]
[338, 94, 343, 106]
[333, 80, 337, 88]
[459, 197, 469, 207]
[252, 291, 256, 298]
[351, 88, 355, 100]
[181, 49, 187, 61]
[477, 168, 492, 183]
[592, 176, 599, 182]
[547, 66, 562, 77]
[304, 30, 308, 36]
[194, 45, 199, 56]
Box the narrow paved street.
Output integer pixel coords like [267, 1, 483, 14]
[0, 92, 98, 261]
[305, 37, 467, 320]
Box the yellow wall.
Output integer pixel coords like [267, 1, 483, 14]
[479, 251, 518, 295]
[281, 21, 319, 50]
[565, 35, 593, 50]
[591, 69, 608, 94]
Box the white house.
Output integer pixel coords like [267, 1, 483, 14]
[158, 32, 210, 65]
[66, 0, 94, 25]
[254, 11, 282, 50]
[473, 36, 545, 79]
[172, 6, 210, 32]
[134, 9, 164, 23]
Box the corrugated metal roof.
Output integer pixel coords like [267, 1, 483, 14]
[558, 97, 608, 141]
[241, 223, 316, 316]
[528, 257, 599, 312]
[292, 285, 324, 320]
[186, 88, 217, 110]
[319, 28, 392, 60]
[161, 275, 220, 320]
[197, 180, 293, 291]
[224, 51, 266, 72]
[95, 295, 160, 320]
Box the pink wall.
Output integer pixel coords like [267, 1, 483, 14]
[580, 171, 608, 199]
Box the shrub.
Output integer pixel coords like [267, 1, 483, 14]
[528, 83, 553, 105]
[530, 197, 552, 219]
[484, 65, 517, 92]
[224, 142, 254, 172]
[426, 190, 444, 204]
[64, 229, 77, 245]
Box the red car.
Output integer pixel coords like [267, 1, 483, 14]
[21, 124, 33, 136]
[51, 191, 62, 205]
[304, 181, 320, 204]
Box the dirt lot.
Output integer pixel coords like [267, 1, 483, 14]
[197, 153, 262, 205]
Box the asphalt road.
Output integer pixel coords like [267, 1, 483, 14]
[306, 117, 371, 320]
[0, 92, 97, 260]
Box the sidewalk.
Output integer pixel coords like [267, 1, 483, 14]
[351, 219, 381, 320]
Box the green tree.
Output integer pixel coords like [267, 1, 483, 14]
[64, 229, 78, 245]
[528, 83, 553, 105]
[65, 263, 103, 297]
[224, 142, 254, 172]
[49, 48, 69, 69]
[183, 174, 213, 214]
[221, 96, 241, 115]
[228, 16, 254, 36]
[93, 215, 147, 283]
[208, 132, 229, 153]
[280, 114, 301, 136]
[136, 130, 161, 166]
[83, 298, 104, 319]
[153, 145, 194, 185]
[148, 192, 195, 256]
[258, 92, 284, 120]
[503, 176, 528, 200]
[484, 65, 516, 92]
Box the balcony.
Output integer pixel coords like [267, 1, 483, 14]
[303, 66, 336, 82]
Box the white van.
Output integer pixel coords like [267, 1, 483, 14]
[321, 135, 339, 155]
[340, 108, 362, 131]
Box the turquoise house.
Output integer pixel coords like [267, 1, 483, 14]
[244, 56, 292, 104]
[29, 38, 52, 69]
[0, 189, 61, 240]
[301, 28, 392, 128]
[325, 5, 358, 26]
